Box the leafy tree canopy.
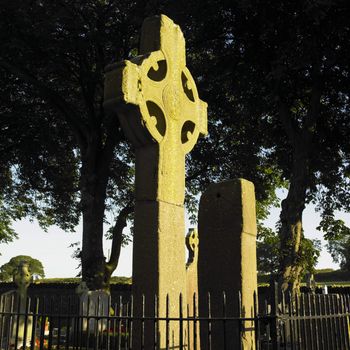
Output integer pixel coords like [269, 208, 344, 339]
[257, 226, 321, 279]
[1, 0, 349, 292]
[0, 0, 282, 288]
[0, 0, 144, 289]
[176, 0, 350, 292]
[325, 220, 350, 270]
[0, 255, 45, 281]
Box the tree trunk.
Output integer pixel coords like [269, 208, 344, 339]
[79, 131, 112, 291]
[80, 180, 132, 291]
[105, 204, 134, 285]
[80, 165, 109, 290]
[278, 139, 309, 294]
[79, 131, 132, 292]
[276, 76, 321, 294]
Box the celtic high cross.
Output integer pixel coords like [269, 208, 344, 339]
[104, 14, 207, 348]
[104, 14, 207, 204]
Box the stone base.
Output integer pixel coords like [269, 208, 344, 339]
[132, 199, 187, 349]
[10, 315, 33, 349]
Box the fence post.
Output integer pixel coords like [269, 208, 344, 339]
[271, 282, 280, 350]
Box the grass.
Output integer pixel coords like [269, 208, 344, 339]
[34, 276, 132, 284]
[258, 269, 350, 286]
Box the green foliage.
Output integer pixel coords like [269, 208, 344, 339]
[1, 0, 349, 288]
[257, 227, 321, 275]
[0, 0, 138, 232]
[34, 277, 81, 284]
[318, 216, 350, 241]
[257, 269, 350, 286]
[0, 0, 142, 286]
[110, 276, 132, 284]
[35, 276, 131, 284]
[318, 211, 350, 271]
[178, 0, 350, 289]
[0, 200, 18, 249]
[314, 269, 350, 283]
[0, 0, 284, 286]
[326, 232, 350, 271]
[0, 255, 45, 281]
[315, 268, 334, 273]
[257, 226, 280, 275]
[299, 237, 322, 274]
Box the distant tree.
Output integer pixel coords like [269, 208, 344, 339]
[257, 226, 321, 287]
[324, 219, 350, 270]
[301, 238, 322, 277]
[0, 255, 45, 281]
[257, 227, 280, 276]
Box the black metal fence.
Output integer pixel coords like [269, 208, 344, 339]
[1, 287, 349, 350]
[271, 288, 350, 349]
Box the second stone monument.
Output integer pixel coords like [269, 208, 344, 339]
[198, 179, 258, 350]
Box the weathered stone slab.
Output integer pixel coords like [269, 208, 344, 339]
[76, 282, 110, 333]
[104, 14, 207, 349]
[198, 179, 258, 350]
[1, 262, 33, 349]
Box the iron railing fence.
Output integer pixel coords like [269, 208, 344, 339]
[272, 289, 350, 350]
[1, 287, 350, 350]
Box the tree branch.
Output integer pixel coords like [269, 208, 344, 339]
[99, 111, 122, 173]
[186, 164, 209, 183]
[0, 59, 88, 149]
[28, 179, 79, 194]
[106, 203, 134, 273]
[77, 55, 100, 129]
[304, 64, 322, 133]
[277, 99, 298, 143]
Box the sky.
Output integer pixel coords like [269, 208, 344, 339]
[0, 219, 133, 278]
[0, 189, 348, 278]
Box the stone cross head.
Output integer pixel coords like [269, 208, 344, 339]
[105, 14, 207, 150]
[186, 228, 199, 267]
[104, 15, 208, 204]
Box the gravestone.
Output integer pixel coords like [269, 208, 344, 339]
[0, 262, 33, 348]
[13, 261, 31, 310]
[75, 281, 110, 334]
[306, 272, 316, 293]
[104, 14, 207, 349]
[198, 179, 258, 350]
